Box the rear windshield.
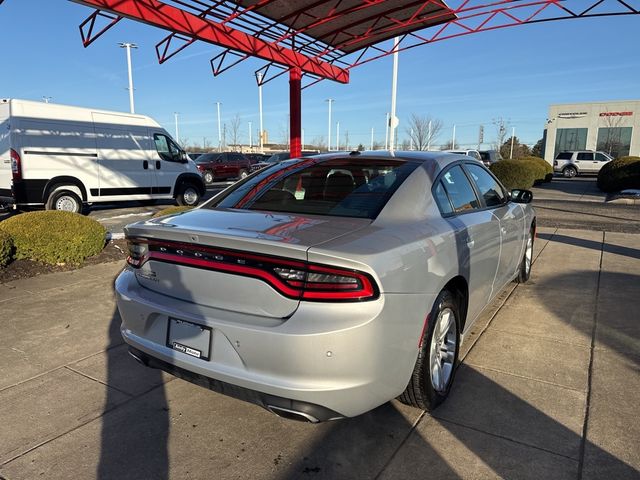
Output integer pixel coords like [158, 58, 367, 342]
[210, 157, 419, 219]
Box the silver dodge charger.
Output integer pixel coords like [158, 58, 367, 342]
[115, 151, 535, 422]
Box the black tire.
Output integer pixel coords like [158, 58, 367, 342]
[516, 227, 534, 283]
[398, 290, 460, 412]
[238, 169, 248, 179]
[46, 189, 82, 213]
[563, 166, 577, 178]
[175, 182, 201, 206]
[203, 170, 214, 184]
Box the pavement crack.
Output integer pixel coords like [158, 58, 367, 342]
[464, 363, 587, 394]
[373, 411, 426, 480]
[576, 231, 604, 480]
[63, 366, 134, 398]
[431, 416, 581, 463]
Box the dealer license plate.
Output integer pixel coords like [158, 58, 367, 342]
[167, 318, 211, 360]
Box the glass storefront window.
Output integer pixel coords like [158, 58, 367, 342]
[596, 127, 632, 159]
[554, 128, 588, 158]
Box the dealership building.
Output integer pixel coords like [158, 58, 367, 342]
[543, 100, 640, 163]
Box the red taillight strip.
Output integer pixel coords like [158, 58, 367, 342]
[148, 251, 303, 298]
[130, 238, 379, 302]
[144, 238, 307, 269]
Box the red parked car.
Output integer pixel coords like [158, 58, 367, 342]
[195, 152, 252, 184]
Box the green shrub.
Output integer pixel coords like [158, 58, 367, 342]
[490, 159, 538, 190]
[597, 156, 640, 193]
[0, 229, 12, 267]
[151, 205, 195, 218]
[0, 211, 106, 265]
[519, 156, 553, 183]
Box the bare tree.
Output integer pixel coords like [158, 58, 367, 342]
[492, 117, 510, 151]
[311, 136, 326, 152]
[372, 140, 383, 150]
[229, 114, 242, 151]
[440, 140, 454, 151]
[405, 114, 443, 150]
[400, 138, 411, 150]
[597, 112, 625, 157]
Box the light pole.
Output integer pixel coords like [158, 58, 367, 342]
[385, 112, 389, 150]
[118, 42, 138, 114]
[302, 128, 305, 150]
[427, 120, 432, 151]
[255, 72, 264, 153]
[174, 112, 180, 145]
[388, 36, 400, 153]
[326, 98, 334, 151]
[370, 127, 374, 150]
[336, 121, 340, 151]
[452, 124, 456, 150]
[249, 121, 253, 149]
[510, 127, 516, 159]
[216, 102, 222, 152]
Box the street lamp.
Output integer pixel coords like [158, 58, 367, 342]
[174, 112, 180, 145]
[249, 121, 253, 149]
[118, 42, 138, 114]
[388, 36, 400, 153]
[326, 98, 334, 151]
[216, 102, 222, 152]
[255, 72, 264, 153]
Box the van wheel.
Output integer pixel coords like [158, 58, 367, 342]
[46, 189, 82, 213]
[398, 290, 460, 412]
[176, 183, 201, 206]
[238, 169, 248, 179]
[203, 171, 214, 184]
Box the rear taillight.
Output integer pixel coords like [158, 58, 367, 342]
[126, 240, 149, 268]
[10, 149, 21, 181]
[126, 238, 378, 302]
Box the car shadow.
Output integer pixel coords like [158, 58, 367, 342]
[537, 232, 640, 260]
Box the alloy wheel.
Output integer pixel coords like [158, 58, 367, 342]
[429, 307, 457, 393]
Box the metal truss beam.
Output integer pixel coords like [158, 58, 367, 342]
[71, 0, 349, 83]
[79, 8, 122, 47]
[335, 0, 640, 71]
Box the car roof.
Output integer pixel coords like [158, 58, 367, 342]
[302, 150, 467, 170]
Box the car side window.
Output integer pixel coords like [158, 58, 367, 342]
[465, 164, 506, 208]
[440, 165, 480, 213]
[595, 153, 609, 161]
[577, 152, 594, 161]
[154, 134, 182, 162]
[434, 181, 454, 216]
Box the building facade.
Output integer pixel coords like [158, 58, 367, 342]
[544, 100, 640, 163]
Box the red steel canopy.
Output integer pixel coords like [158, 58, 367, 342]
[61, 1, 640, 156]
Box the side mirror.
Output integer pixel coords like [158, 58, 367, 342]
[510, 189, 533, 204]
[180, 152, 188, 163]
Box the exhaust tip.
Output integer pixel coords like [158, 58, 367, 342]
[267, 405, 320, 423]
[128, 350, 147, 366]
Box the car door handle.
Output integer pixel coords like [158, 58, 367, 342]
[466, 238, 475, 248]
[156, 160, 161, 170]
[501, 227, 507, 235]
[143, 160, 148, 170]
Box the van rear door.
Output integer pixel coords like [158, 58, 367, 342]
[93, 112, 153, 199]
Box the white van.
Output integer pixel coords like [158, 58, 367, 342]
[0, 99, 204, 212]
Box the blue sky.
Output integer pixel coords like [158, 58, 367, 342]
[2, 1, 639, 150]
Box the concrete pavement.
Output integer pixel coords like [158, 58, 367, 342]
[0, 228, 639, 479]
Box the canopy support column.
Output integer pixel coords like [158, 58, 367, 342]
[289, 67, 302, 158]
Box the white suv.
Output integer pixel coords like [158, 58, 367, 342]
[553, 151, 613, 178]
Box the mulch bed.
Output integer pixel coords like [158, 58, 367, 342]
[0, 239, 128, 284]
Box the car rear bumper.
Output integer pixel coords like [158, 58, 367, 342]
[115, 268, 434, 418]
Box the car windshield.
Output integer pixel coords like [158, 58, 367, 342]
[266, 153, 289, 163]
[196, 153, 218, 163]
[209, 157, 419, 219]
